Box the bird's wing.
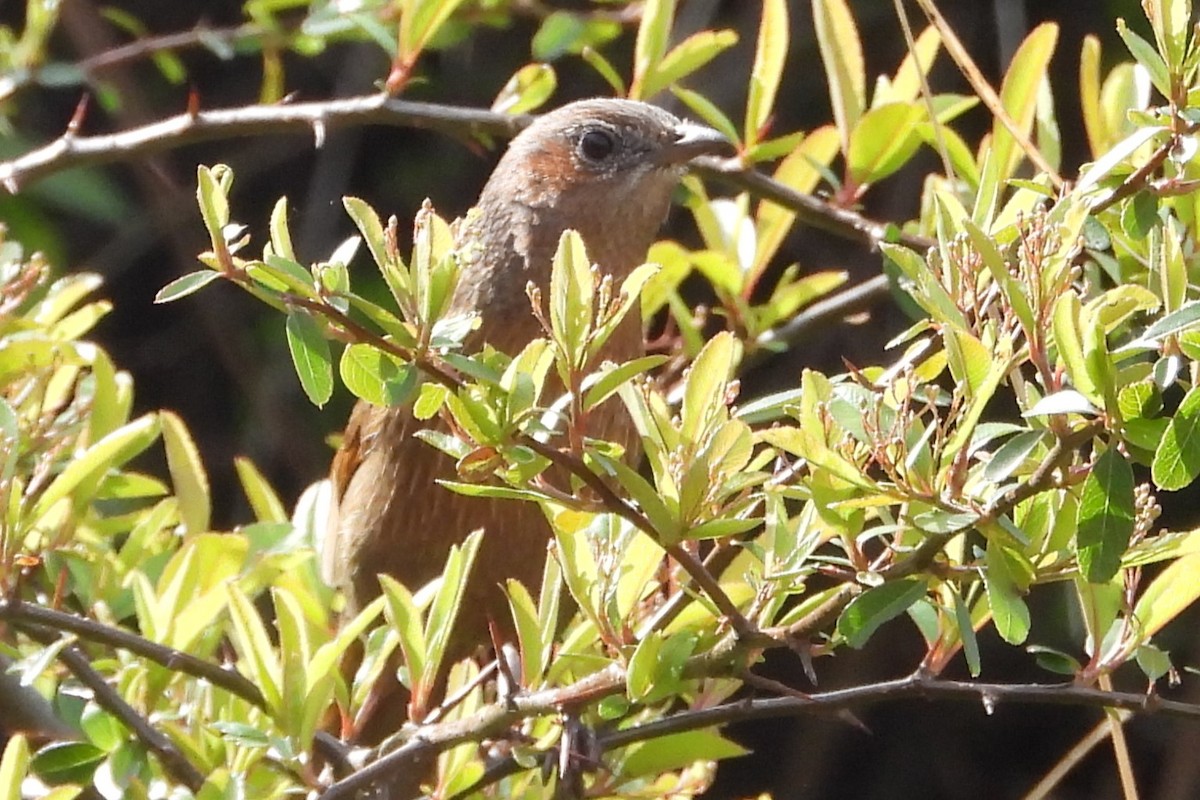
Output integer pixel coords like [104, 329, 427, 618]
[322, 399, 416, 591]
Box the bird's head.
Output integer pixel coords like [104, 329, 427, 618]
[476, 98, 731, 274]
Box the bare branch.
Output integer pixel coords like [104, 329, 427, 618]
[0, 95, 530, 192]
[596, 672, 1200, 747]
[0, 598, 266, 708]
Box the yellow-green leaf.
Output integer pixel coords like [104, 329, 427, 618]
[745, 0, 788, 144]
[812, 0, 865, 154]
[992, 23, 1058, 182]
[160, 411, 210, 535]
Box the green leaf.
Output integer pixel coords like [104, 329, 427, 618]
[269, 195, 296, 262]
[583, 355, 668, 412]
[1132, 552, 1200, 643]
[811, 0, 865, 154]
[285, 310, 333, 407]
[1027, 644, 1083, 675]
[505, 580, 546, 687]
[339, 343, 416, 407]
[30, 741, 104, 785]
[439, 482, 546, 502]
[983, 540, 1031, 644]
[492, 63, 557, 115]
[1076, 447, 1136, 582]
[951, 586, 981, 677]
[618, 729, 748, 780]
[235, 456, 288, 523]
[154, 270, 220, 303]
[1023, 389, 1098, 418]
[752, 126, 840, 274]
[671, 86, 740, 145]
[880, 242, 966, 328]
[631, 0, 676, 98]
[581, 46, 626, 96]
[890, 25, 942, 103]
[846, 102, 924, 185]
[344, 195, 411, 306]
[1077, 125, 1166, 195]
[681, 331, 740, 445]
[398, 0, 470, 59]
[160, 411, 211, 535]
[80, 705, 122, 752]
[944, 328, 992, 396]
[1079, 35, 1104, 155]
[1152, 385, 1200, 490]
[532, 12, 621, 61]
[640, 29, 738, 100]
[983, 429, 1045, 483]
[31, 414, 161, 522]
[1135, 643, 1173, 682]
[627, 630, 664, 701]
[1139, 299, 1200, 344]
[1116, 18, 1172, 98]
[226, 583, 282, 715]
[196, 165, 231, 245]
[1146, 0, 1189, 73]
[745, 0, 788, 144]
[422, 529, 483, 692]
[991, 23, 1058, 182]
[0, 735, 28, 800]
[1122, 191, 1159, 239]
[1052, 292, 1101, 405]
[549, 229, 594, 370]
[1086, 284, 1161, 333]
[837, 578, 928, 649]
[379, 576, 427, 695]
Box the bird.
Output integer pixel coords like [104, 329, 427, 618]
[321, 98, 730, 732]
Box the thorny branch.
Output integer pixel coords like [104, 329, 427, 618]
[445, 669, 1200, 800]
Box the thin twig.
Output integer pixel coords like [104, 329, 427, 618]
[741, 273, 893, 373]
[694, 159, 936, 253]
[17, 623, 206, 793]
[0, 599, 266, 708]
[322, 664, 627, 800]
[911, 0, 1063, 187]
[1021, 710, 1132, 800]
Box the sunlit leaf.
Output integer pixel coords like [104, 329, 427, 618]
[285, 309, 333, 407]
[1076, 447, 1135, 582]
[837, 578, 927, 649]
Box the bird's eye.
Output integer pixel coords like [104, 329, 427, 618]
[578, 128, 616, 162]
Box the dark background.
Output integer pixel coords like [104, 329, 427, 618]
[4, 0, 1198, 797]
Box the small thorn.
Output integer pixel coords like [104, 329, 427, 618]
[186, 86, 201, 119]
[66, 94, 89, 136]
[312, 118, 326, 149]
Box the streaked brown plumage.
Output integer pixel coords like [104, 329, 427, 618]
[322, 99, 729, 697]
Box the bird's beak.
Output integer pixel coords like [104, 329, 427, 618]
[661, 120, 733, 165]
